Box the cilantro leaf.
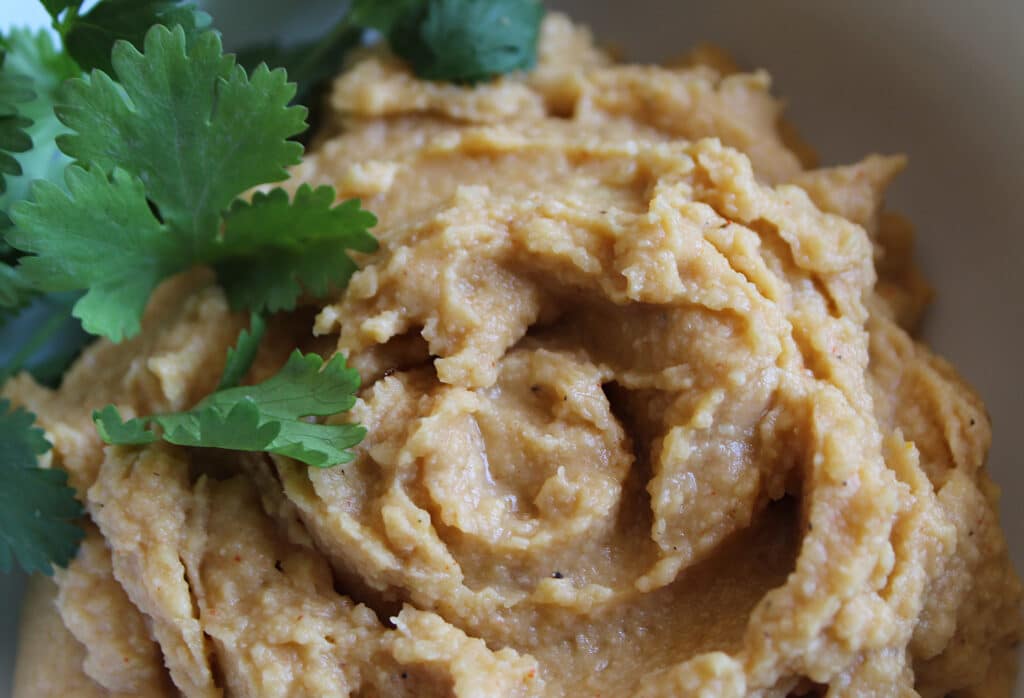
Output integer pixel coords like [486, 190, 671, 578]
[210, 350, 361, 419]
[10, 172, 376, 341]
[55, 25, 306, 254]
[10, 166, 184, 341]
[0, 34, 88, 373]
[163, 398, 281, 450]
[1, 400, 50, 461]
[0, 29, 78, 213]
[215, 185, 378, 314]
[218, 312, 266, 390]
[8, 26, 371, 341]
[64, 0, 212, 75]
[92, 404, 156, 445]
[365, 0, 545, 84]
[95, 350, 366, 468]
[0, 291, 90, 386]
[0, 399, 84, 575]
[0, 52, 34, 195]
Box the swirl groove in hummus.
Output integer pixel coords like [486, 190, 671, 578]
[11, 14, 1021, 698]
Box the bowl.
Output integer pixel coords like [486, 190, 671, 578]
[2, 1, 1021, 695]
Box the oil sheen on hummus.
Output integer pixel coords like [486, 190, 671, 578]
[10, 14, 1022, 698]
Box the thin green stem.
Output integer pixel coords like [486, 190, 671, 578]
[53, 3, 82, 41]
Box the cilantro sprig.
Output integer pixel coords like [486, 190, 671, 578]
[0, 28, 78, 214]
[0, 399, 84, 575]
[356, 0, 546, 84]
[0, 51, 34, 198]
[218, 313, 267, 391]
[0, 0, 546, 575]
[10, 26, 378, 341]
[0, 4, 379, 574]
[243, 0, 546, 92]
[0, 6, 202, 376]
[95, 348, 366, 469]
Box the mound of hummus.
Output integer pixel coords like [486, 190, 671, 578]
[11, 14, 1021, 698]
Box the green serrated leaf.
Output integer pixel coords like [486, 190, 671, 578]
[0, 399, 51, 462]
[0, 78, 34, 111]
[0, 52, 36, 196]
[214, 184, 378, 314]
[0, 466, 85, 574]
[0, 28, 81, 89]
[6, 23, 378, 342]
[218, 312, 266, 390]
[9, 166, 184, 342]
[266, 420, 366, 468]
[65, 0, 213, 75]
[0, 399, 84, 575]
[0, 29, 77, 219]
[162, 398, 281, 450]
[389, 0, 545, 84]
[55, 25, 307, 255]
[8, 176, 377, 343]
[206, 350, 361, 421]
[95, 350, 365, 468]
[92, 404, 157, 445]
[0, 31, 80, 343]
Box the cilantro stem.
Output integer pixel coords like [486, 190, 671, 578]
[53, 4, 82, 42]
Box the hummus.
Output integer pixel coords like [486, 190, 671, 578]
[11, 14, 1021, 698]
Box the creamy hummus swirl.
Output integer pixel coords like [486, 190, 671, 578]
[10, 14, 1021, 698]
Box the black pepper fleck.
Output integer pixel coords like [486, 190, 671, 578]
[401, 672, 408, 680]
[552, 571, 564, 579]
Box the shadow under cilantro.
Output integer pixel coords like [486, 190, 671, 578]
[0, 292, 90, 387]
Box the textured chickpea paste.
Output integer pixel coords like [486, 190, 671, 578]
[12, 14, 1022, 698]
